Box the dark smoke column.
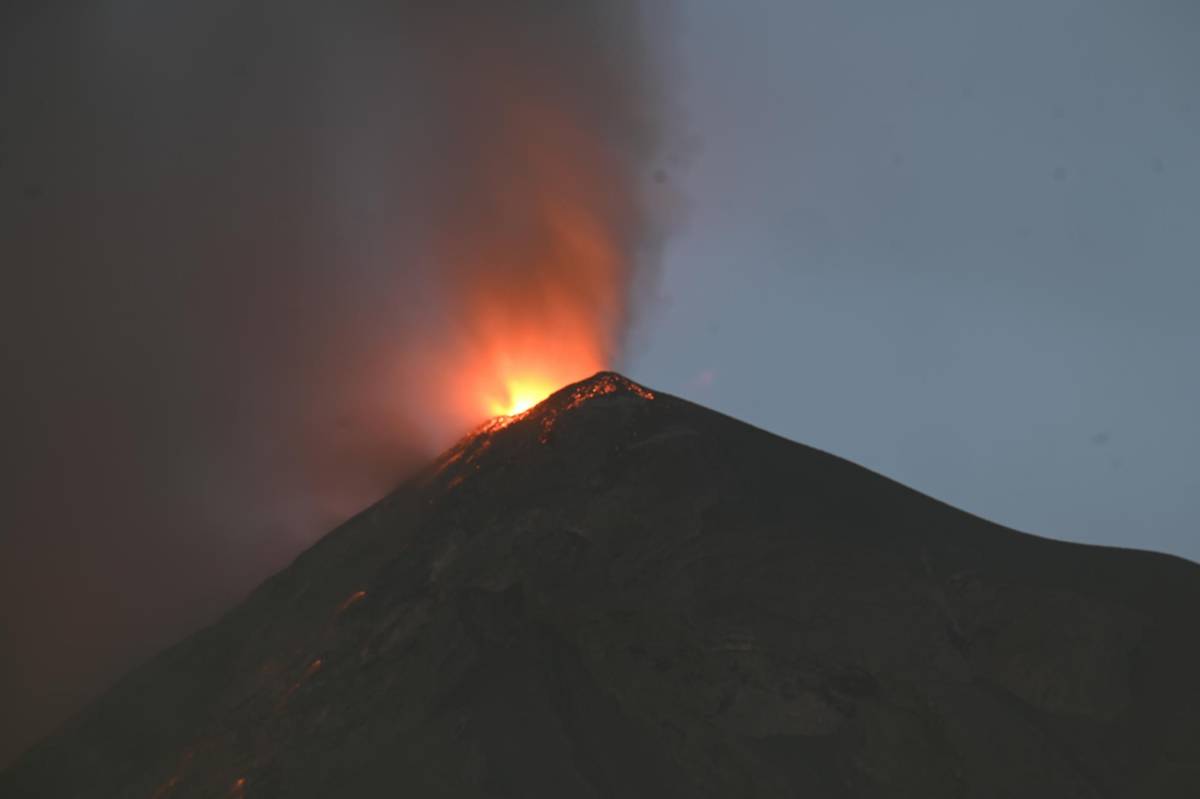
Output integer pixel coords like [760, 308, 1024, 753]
[0, 0, 671, 768]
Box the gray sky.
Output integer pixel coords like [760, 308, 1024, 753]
[631, 0, 1200, 563]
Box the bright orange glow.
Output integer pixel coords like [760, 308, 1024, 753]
[487, 377, 558, 418]
[397, 23, 642, 441]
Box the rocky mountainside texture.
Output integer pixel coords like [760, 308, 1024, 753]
[4, 372, 1199, 798]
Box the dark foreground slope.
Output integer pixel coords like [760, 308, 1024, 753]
[5, 373, 1199, 798]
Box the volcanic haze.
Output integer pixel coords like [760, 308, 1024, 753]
[0, 0, 671, 767]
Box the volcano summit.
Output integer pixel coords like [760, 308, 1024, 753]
[4, 373, 1199, 797]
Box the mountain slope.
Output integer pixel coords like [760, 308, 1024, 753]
[5, 372, 1199, 798]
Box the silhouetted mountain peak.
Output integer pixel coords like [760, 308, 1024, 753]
[4, 375, 1200, 798]
[476, 370, 658, 438]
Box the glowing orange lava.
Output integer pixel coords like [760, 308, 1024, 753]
[400, 27, 635, 440]
[487, 376, 559, 417]
[436, 328, 608, 430]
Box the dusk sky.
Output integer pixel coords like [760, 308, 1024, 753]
[636, 0, 1199, 565]
[2, 0, 1197, 770]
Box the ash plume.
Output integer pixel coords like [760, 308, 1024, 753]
[0, 0, 671, 766]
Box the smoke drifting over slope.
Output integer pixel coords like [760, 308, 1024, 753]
[0, 1, 670, 766]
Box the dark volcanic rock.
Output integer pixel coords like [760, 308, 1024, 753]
[4, 372, 1199, 798]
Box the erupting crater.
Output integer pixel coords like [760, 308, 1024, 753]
[488, 379, 555, 418]
[431, 371, 659, 492]
[481, 371, 655, 432]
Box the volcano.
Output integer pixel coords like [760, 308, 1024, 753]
[4, 372, 1199, 798]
